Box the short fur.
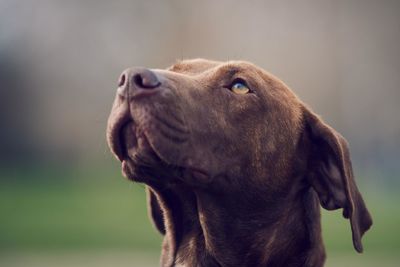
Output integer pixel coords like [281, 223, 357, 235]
[107, 59, 372, 267]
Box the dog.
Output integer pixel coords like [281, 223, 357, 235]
[107, 59, 372, 267]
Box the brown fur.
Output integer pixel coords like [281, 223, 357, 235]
[106, 59, 372, 267]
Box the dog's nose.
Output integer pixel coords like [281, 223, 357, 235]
[117, 68, 161, 97]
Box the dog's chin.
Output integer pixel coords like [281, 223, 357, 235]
[117, 121, 184, 184]
[121, 156, 186, 185]
[118, 122, 160, 181]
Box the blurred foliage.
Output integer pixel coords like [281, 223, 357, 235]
[0, 165, 399, 266]
[0, 164, 161, 251]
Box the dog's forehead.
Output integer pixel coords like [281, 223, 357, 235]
[168, 59, 260, 77]
[168, 59, 221, 74]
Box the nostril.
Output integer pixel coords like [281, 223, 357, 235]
[133, 70, 160, 89]
[118, 73, 126, 87]
[133, 74, 144, 88]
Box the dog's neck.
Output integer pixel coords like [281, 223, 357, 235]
[151, 182, 326, 267]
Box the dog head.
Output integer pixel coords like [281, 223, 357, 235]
[107, 59, 372, 252]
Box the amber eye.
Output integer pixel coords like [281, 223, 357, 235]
[230, 80, 250, 94]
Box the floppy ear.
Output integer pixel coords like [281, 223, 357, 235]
[304, 107, 372, 253]
[146, 186, 165, 235]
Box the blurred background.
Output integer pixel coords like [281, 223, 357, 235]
[0, 0, 399, 266]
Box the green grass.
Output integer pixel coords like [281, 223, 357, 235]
[0, 164, 399, 265]
[0, 165, 162, 251]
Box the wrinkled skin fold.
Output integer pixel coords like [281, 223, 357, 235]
[106, 59, 372, 267]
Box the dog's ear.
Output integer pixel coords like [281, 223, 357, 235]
[146, 187, 165, 235]
[303, 107, 372, 253]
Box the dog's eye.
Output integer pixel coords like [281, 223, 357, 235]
[230, 80, 250, 95]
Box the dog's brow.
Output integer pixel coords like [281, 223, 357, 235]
[215, 66, 242, 79]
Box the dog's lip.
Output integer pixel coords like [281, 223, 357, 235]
[120, 120, 138, 160]
[107, 105, 132, 162]
[121, 159, 132, 179]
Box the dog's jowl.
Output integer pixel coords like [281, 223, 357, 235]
[107, 59, 372, 267]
